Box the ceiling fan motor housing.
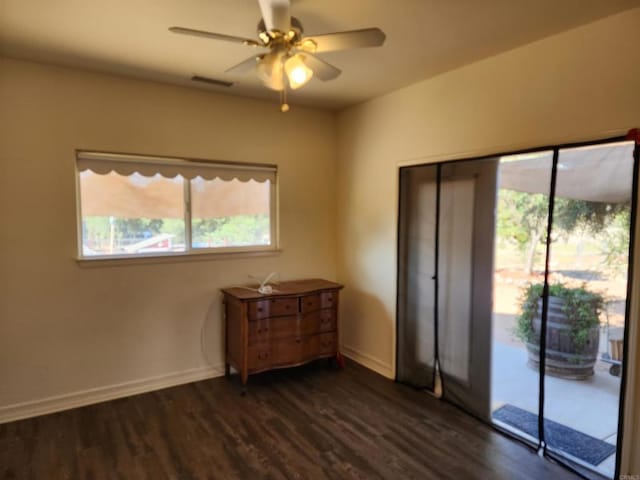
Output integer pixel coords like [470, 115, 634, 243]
[257, 16, 303, 46]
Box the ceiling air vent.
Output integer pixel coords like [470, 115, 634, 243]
[191, 75, 233, 87]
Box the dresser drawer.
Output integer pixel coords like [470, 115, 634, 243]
[274, 334, 335, 365]
[248, 333, 337, 372]
[273, 337, 305, 365]
[300, 294, 320, 313]
[300, 309, 336, 336]
[248, 344, 273, 371]
[248, 315, 299, 345]
[320, 290, 338, 309]
[301, 291, 338, 313]
[247, 318, 270, 345]
[248, 297, 298, 320]
[313, 332, 337, 355]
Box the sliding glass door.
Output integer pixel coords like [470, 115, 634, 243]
[491, 150, 554, 445]
[398, 134, 638, 480]
[397, 165, 438, 390]
[397, 158, 497, 420]
[489, 139, 637, 479]
[438, 160, 497, 419]
[542, 141, 636, 477]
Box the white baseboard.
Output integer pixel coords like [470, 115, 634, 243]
[0, 364, 225, 424]
[1, 349, 392, 424]
[341, 344, 394, 379]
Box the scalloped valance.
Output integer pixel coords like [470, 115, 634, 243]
[76, 151, 276, 183]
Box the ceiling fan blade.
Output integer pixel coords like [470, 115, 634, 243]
[299, 53, 341, 81]
[169, 26, 262, 47]
[301, 28, 386, 53]
[257, 0, 291, 32]
[225, 55, 263, 75]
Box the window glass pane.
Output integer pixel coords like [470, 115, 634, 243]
[491, 150, 554, 442]
[190, 177, 271, 249]
[544, 141, 634, 477]
[79, 171, 186, 256]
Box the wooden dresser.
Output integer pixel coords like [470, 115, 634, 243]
[222, 279, 344, 389]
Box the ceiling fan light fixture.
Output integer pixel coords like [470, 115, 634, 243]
[285, 54, 313, 90]
[256, 51, 285, 91]
[298, 38, 317, 53]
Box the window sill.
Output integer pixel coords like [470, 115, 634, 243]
[76, 248, 282, 268]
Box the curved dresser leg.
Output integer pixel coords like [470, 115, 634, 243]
[240, 370, 248, 395]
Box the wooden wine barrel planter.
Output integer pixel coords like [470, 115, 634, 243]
[526, 296, 600, 380]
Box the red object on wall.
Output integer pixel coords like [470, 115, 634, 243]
[626, 128, 639, 144]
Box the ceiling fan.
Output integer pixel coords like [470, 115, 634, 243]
[169, 0, 386, 111]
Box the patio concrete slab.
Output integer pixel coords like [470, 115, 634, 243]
[491, 342, 620, 441]
[492, 341, 621, 477]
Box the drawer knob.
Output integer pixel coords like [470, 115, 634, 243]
[296, 338, 301, 344]
[257, 307, 263, 312]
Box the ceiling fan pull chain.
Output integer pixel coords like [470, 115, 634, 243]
[280, 85, 290, 112]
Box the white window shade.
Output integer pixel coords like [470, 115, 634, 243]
[79, 171, 185, 219]
[77, 151, 276, 183]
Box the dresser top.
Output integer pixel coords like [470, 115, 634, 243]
[222, 278, 343, 300]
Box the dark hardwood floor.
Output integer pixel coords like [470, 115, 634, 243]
[0, 361, 576, 479]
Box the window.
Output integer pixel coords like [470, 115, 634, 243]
[76, 151, 277, 259]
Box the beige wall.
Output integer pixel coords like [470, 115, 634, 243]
[0, 57, 337, 419]
[336, 7, 640, 471]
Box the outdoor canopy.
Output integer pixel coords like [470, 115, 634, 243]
[499, 141, 634, 203]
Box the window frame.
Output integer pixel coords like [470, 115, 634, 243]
[74, 150, 279, 261]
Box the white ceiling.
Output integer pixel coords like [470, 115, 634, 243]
[1, 0, 639, 110]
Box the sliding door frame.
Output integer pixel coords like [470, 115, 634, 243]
[613, 138, 638, 478]
[395, 133, 639, 479]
